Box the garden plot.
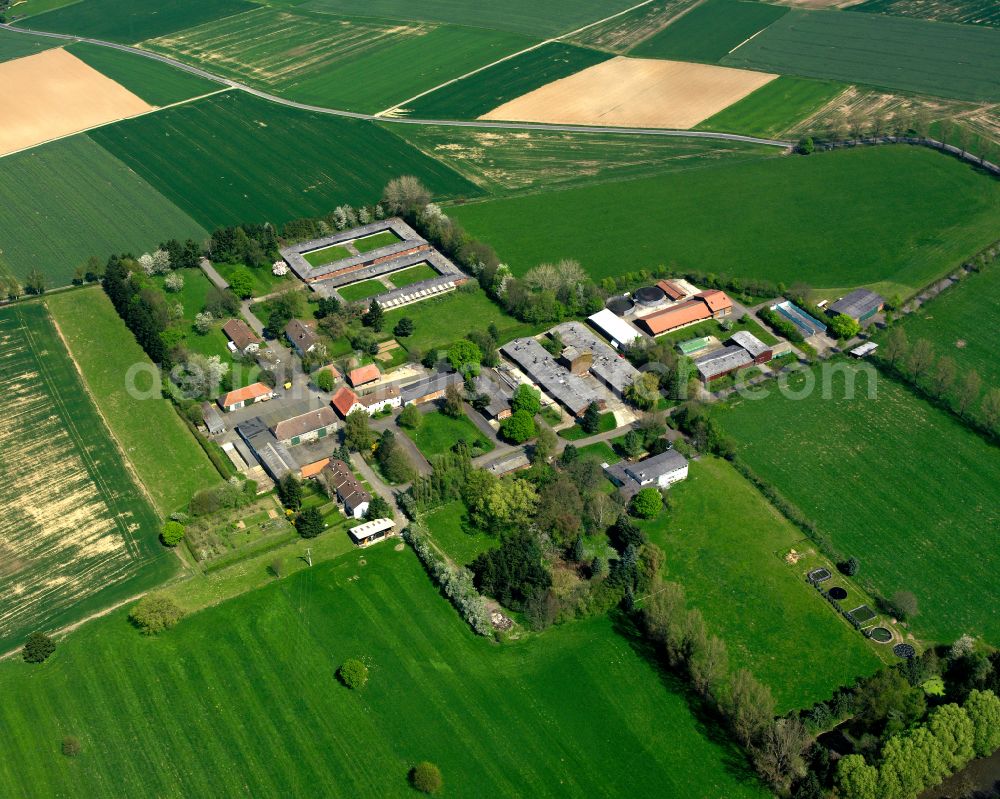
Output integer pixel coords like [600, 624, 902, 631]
[0, 48, 151, 155]
[0, 304, 171, 651]
[480, 57, 777, 129]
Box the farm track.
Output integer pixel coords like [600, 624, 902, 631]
[0, 23, 794, 149]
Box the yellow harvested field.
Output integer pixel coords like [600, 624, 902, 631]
[479, 56, 777, 129]
[0, 48, 152, 156]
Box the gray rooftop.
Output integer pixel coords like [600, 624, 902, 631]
[552, 321, 641, 395]
[625, 449, 688, 483]
[828, 289, 885, 320]
[236, 417, 297, 479]
[473, 372, 513, 418]
[500, 336, 603, 416]
[694, 344, 753, 380]
[400, 371, 463, 404]
[728, 330, 770, 359]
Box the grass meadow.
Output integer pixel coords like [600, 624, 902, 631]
[6, 0, 78, 18]
[423, 500, 497, 566]
[881, 267, 1000, 388]
[641, 457, 880, 711]
[47, 288, 221, 515]
[722, 10, 1000, 102]
[353, 230, 400, 253]
[88, 92, 480, 230]
[395, 125, 778, 196]
[402, 410, 494, 459]
[298, 0, 639, 36]
[696, 76, 846, 138]
[144, 9, 534, 113]
[0, 135, 206, 287]
[630, 0, 788, 63]
[449, 146, 1000, 298]
[66, 42, 222, 106]
[0, 544, 769, 798]
[0, 26, 58, 61]
[387, 264, 438, 287]
[714, 362, 1000, 644]
[0, 304, 175, 653]
[23, 0, 255, 43]
[338, 280, 387, 303]
[403, 43, 610, 119]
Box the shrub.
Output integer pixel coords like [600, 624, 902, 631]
[499, 409, 535, 444]
[839, 557, 859, 577]
[61, 736, 81, 758]
[630, 487, 663, 519]
[129, 594, 183, 635]
[337, 658, 369, 689]
[160, 520, 185, 547]
[393, 317, 414, 338]
[22, 632, 55, 664]
[409, 762, 443, 794]
[314, 369, 335, 392]
[797, 136, 815, 155]
[829, 313, 860, 340]
[398, 403, 422, 429]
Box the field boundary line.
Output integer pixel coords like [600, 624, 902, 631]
[375, 0, 658, 117]
[47, 303, 167, 521]
[727, 25, 770, 55]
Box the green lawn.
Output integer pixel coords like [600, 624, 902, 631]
[0, 544, 768, 797]
[303, 244, 353, 268]
[384, 287, 545, 353]
[0, 135, 206, 287]
[87, 92, 482, 231]
[144, 8, 536, 113]
[46, 288, 221, 514]
[403, 410, 494, 459]
[395, 124, 777, 196]
[575, 440, 621, 464]
[404, 42, 611, 119]
[65, 42, 222, 106]
[559, 412, 617, 440]
[713, 362, 1000, 644]
[449, 146, 1000, 299]
[389, 263, 439, 287]
[213, 261, 290, 298]
[696, 76, 847, 138]
[0, 303, 175, 652]
[0, 25, 59, 61]
[23, 0, 255, 43]
[629, 0, 788, 62]
[878, 267, 1000, 389]
[298, 0, 639, 36]
[641, 457, 881, 711]
[722, 9, 1000, 103]
[423, 500, 497, 566]
[353, 230, 400, 253]
[654, 316, 778, 348]
[339, 280, 387, 303]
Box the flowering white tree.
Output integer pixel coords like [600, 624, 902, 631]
[193, 311, 214, 335]
[152, 249, 171, 274]
[164, 272, 184, 293]
[138, 253, 156, 276]
[178, 354, 229, 399]
[357, 206, 371, 225]
[170, 302, 184, 321]
[272, 261, 288, 276]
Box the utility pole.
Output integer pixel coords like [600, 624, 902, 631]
[305, 548, 312, 567]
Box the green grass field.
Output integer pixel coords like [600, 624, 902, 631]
[630, 0, 788, 62]
[0, 303, 175, 652]
[423, 500, 497, 566]
[7, 0, 78, 18]
[303, 244, 353, 267]
[722, 9, 1000, 102]
[353, 230, 400, 253]
[0, 135, 206, 287]
[449, 146, 1000, 298]
[298, 0, 639, 36]
[880, 267, 1000, 388]
[850, 0, 1000, 27]
[696, 76, 846, 138]
[403, 410, 494, 459]
[0, 25, 58, 61]
[0, 544, 768, 798]
[575, 440, 621, 464]
[23, 0, 255, 43]
[559, 412, 617, 440]
[714, 362, 1000, 644]
[88, 92, 481, 231]
[641, 457, 880, 711]
[213, 261, 291, 298]
[144, 9, 534, 113]
[338, 280, 387, 302]
[46, 289, 221, 514]
[403, 42, 610, 119]
[383, 287, 543, 354]
[395, 125, 778, 196]
[389, 263, 439, 287]
[65, 42, 222, 106]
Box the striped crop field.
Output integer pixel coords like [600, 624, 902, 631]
[0, 303, 175, 653]
[0, 544, 768, 797]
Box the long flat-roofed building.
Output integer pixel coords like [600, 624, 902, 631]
[500, 336, 604, 417]
[587, 308, 643, 349]
[636, 290, 734, 337]
[552, 321, 641, 399]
